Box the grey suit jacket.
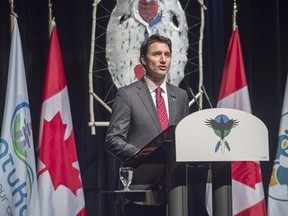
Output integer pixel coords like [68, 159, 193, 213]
[105, 78, 189, 162]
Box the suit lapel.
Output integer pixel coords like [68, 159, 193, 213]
[137, 79, 162, 133]
[167, 83, 177, 125]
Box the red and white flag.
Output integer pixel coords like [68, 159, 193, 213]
[37, 21, 86, 216]
[217, 27, 266, 216]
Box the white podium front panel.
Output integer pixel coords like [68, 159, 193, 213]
[175, 108, 269, 162]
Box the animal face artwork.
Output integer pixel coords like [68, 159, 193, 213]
[269, 132, 288, 202]
[106, 0, 189, 88]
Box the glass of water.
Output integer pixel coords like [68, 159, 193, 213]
[119, 167, 133, 191]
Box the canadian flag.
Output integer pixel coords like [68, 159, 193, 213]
[37, 21, 86, 216]
[217, 27, 266, 216]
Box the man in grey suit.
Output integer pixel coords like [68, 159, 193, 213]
[105, 34, 190, 216]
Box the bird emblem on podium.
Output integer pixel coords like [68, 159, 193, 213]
[205, 114, 239, 154]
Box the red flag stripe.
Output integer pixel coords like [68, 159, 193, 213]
[218, 28, 247, 101]
[234, 199, 266, 216]
[232, 161, 263, 189]
[42, 26, 66, 101]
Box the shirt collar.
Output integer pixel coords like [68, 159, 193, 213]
[144, 76, 167, 93]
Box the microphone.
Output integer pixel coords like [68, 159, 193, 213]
[201, 85, 213, 108]
[188, 87, 202, 110]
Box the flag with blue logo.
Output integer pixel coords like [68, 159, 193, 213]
[0, 18, 40, 216]
[268, 74, 288, 215]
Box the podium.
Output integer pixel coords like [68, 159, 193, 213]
[175, 108, 269, 216]
[175, 108, 269, 162]
[113, 108, 269, 216]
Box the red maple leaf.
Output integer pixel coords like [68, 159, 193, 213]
[38, 112, 82, 195]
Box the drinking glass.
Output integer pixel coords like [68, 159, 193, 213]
[119, 167, 133, 191]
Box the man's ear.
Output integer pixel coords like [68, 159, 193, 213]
[140, 55, 146, 66]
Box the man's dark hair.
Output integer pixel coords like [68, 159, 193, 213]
[140, 34, 172, 59]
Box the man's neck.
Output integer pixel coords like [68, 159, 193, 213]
[145, 75, 166, 86]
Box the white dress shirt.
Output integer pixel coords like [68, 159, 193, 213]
[144, 76, 169, 118]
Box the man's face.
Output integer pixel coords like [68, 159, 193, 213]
[141, 42, 171, 83]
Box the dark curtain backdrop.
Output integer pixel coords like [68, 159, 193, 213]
[1, 0, 287, 215]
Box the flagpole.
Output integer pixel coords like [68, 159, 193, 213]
[9, 0, 17, 35]
[48, 0, 52, 37]
[233, 0, 238, 30]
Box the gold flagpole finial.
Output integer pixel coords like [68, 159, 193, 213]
[48, 0, 53, 37]
[233, 0, 238, 30]
[9, 0, 17, 35]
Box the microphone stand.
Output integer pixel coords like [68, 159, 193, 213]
[188, 85, 213, 109]
[201, 85, 213, 108]
[188, 87, 202, 110]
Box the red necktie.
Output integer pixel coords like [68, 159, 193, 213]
[156, 87, 169, 131]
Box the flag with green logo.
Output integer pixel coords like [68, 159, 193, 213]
[0, 18, 40, 216]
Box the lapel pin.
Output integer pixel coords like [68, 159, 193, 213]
[170, 94, 176, 101]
